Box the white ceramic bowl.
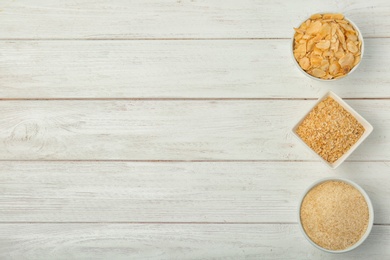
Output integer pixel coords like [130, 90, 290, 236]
[298, 177, 374, 253]
[292, 91, 373, 169]
[291, 14, 364, 81]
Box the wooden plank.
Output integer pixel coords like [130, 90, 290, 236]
[0, 223, 389, 259]
[0, 39, 389, 99]
[0, 0, 389, 39]
[0, 100, 387, 161]
[0, 162, 389, 223]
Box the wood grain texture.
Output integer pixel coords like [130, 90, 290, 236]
[0, 100, 387, 160]
[1, 223, 389, 260]
[0, 0, 389, 39]
[0, 39, 389, 99]
[1, 0, 389, 258]
[1, 161, 389, 223]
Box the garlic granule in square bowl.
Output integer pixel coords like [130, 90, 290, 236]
[292, 13, 364, 81]
[292, 91, 373, 169]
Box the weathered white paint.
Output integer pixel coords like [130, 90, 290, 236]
[0, 0, 388, 39]
[0, 100, 387, 160]
[0, 39, 388, 98]
[0, 0, 389, 258]
[1, 224, 389, 260]
[0, 161, 389, 223]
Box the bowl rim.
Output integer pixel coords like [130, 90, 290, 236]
[291, 13, 364, 81]
[291, 91, 374, 169]
[297, 177, 374, 253]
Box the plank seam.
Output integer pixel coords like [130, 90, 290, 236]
[0, 98, 389, 101]
[0, 160, 388, 163]
[0, 222, 388, 225]
[0, 37, 388, 41]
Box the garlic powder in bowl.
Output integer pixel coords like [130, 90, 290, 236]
[299, 178, 374, 253]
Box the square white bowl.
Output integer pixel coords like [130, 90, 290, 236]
[292, 91, 373, 169]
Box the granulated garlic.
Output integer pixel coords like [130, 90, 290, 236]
[296, 96, 364, 163]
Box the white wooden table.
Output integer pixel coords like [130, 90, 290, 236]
[1, 1, 390, 259]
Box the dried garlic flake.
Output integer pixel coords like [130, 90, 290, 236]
[293, 13, 362, 79]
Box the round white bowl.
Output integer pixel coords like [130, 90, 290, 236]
[298, 177, 374, 253]
[291, 14, 364, 81]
